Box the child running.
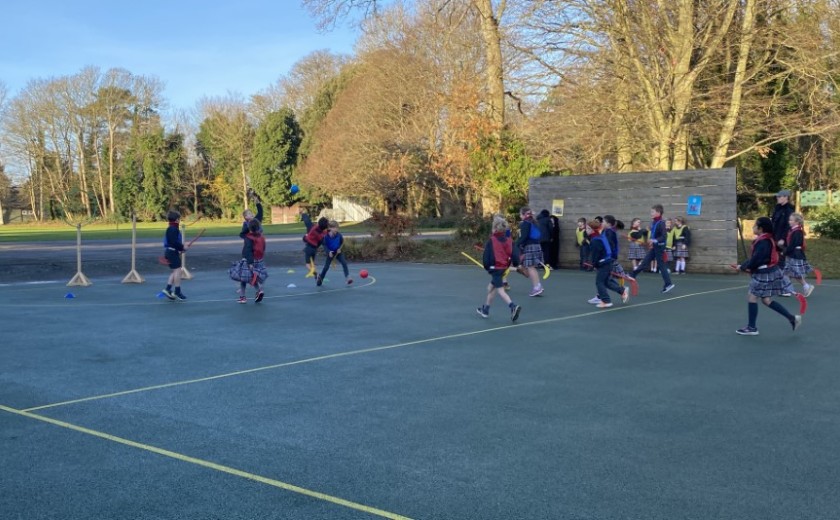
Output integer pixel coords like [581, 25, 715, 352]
[588, 217, 629, 308]
[237, 218, 268, 303]
[673, 216, 692, 274]
[783, 212, 816, 297]
[733, 216, 802, 335]
[629, 204, 675, 294]
[516, 206, 545, 296]
[477, 215, 522, 322]
[162, 210, 188, 301]
[318, 220, 353, 286]
[301, 212, 330, 280]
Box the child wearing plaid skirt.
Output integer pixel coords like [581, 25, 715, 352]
[516, 206, 545, 297]
[236, 219, 268, 303]
[627, 218, 647, 270]
[783, 213, 816, 297]
[672, 216, 691, 274]
[734, 217, 801, 335]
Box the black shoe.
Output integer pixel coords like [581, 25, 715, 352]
[316, 275, 323, 287]
[510, 305, 522, 323]
[255, 291, 264, 303]
[174, 292, 187, 301]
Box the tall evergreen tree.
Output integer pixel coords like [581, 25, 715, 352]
[250, 108, 302, 209]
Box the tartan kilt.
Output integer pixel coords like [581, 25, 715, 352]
[521, 243, 544, 267]
[783, 257, 813, 278]
[229, 259, 269, 284]
[611, 261, 627, 277]
[749, 267, 795, 298]
[628, 242, 646, 260]
[674, 243, 689, 258]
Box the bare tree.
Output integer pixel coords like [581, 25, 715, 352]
[197, 95, 256, 209]
[253, 50, 351, 122]
[512, 0, 840, 172]
[302, 0, 509, 130]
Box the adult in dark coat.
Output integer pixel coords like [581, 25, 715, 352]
[771, 189, 795, 267]
[536, 209, 553, 268]
[549, 214, 561, 269]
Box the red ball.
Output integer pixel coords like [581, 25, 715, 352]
[360, 269, 369, 279]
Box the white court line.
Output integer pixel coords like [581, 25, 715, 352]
[0, 276, 377, 307]
[23, 284, 743, 412]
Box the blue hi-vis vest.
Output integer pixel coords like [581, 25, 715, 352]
[605, 228, 619, 259]
[649, 220, 661, 245]
[594, 234, 612, 263]
[528, 221, 542, 240]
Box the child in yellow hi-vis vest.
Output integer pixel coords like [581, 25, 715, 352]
[673, 216, 692, 274]
[576, 217, 592, 271]
[627, 218, 647, 271]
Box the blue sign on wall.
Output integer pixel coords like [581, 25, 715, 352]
[687, 195, 702, 216]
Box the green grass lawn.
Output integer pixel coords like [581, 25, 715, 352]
[0, 220, 375, 242]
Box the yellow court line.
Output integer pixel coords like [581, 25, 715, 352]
[0, 404, 412, 520]
[25, 284, 743, 412]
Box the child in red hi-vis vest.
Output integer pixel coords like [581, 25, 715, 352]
[733, 216, 802, 335]
[783, 212, 818, 297]
[477, 216, 522, 323]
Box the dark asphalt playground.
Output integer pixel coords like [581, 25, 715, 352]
[1, 255, 838, 519]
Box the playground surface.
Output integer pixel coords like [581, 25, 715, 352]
[1, 256, 839, 519]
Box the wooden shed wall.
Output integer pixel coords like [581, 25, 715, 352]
[528, 168, 737, 274]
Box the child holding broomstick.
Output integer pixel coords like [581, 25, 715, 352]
[783, 212, 820, 297]
[162, 210, 188, 301]
[477, 216, 522, 322]
[516, 206, 545, 297]
[237, 218, 268, 303]
[317, 220, 353, 286]
[301, 212, 330, 281]
[733, 216, 803, 335]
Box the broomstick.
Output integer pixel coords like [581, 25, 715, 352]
[158, 228, 206, 264]
[583, 262, 640, 296]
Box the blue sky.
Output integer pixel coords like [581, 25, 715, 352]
[0, 1, 359, 111]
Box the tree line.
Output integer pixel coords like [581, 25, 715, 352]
[2, 0, 840, 224]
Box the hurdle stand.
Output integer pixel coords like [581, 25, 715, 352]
[67, 223, 92, 287]
[180, 222, 193, 280]
[122, 212, 145, 284]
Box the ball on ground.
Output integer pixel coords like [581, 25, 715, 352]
[360, 269, 369, 279]
[290, 184, 300, 195]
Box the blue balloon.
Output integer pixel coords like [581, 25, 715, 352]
[290, 184, 300, 195]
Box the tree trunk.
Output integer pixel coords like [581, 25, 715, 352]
[711, 0, 757, 169]
[75, 130, 92, 217]
[108, 125, 116, 215]
[92, 133, 108, 216]
[474, 0, 506, 131]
